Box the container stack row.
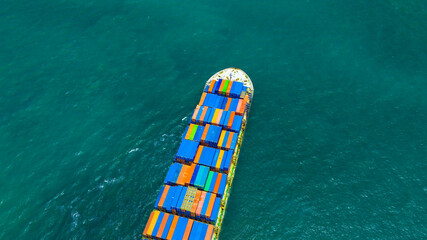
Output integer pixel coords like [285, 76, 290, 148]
[164, 163, 227, 197]
[197, 93, 247, 116]
[203, 79, 247, 99]
[154, 185, 221, 223]
[183, 124, 205, 142]
[143, 210, 214, 240]
[191, 107, 243, 132]
[194, 146, 233, 173]
[176, 127, 238, 157]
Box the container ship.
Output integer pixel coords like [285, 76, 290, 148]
[141, 68, 254, 240]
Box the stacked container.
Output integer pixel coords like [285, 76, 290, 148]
[154, 185, 222, 223]
[193, 146, 234, 173]
[143, 210, 214, 240]
[163, 163, 227, 197]
[175, 140, 199, 163]
[142, 70, 252, 240]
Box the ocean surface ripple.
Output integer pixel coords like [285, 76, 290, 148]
[0, 0, 426, 239]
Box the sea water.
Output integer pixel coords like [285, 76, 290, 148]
[0, 0, 426, 239]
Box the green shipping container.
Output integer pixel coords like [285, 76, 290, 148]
[204, 171, 214, 191]
[222, 80, 229, 95]
[189, 125, 198, 140]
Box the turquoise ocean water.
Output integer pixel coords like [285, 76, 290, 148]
[1, 1, 426, 239]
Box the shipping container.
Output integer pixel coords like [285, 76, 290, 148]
[205, 224, 214, 240]
[222, 150, 234, 173]
[166, 215, 179, 240]
[211, 197, 221, 222]
[201, 192, 212, 220]
[188, 221, 202, 240]
[143, 211, 155, 237]
[182, 219, 194, 240]
[199, 223, 208, 240]
[230, 81, 243, 98]
[154, 186, 164, 210]
[214, 79, 222, 94]
[204, 125, 222, 147]
[176, 139, 199, 163]
[146, 210, 160, 237]
[163, 186, 176, 212]
[196, 191, 206, 219]
[157, 185, 170, 211]
[151, 211, 164, 237]
[172, 216, 188, 240]
[230, 115, 243, 132]
[194, 166, 209, 189]
[162, 213, 174, 239]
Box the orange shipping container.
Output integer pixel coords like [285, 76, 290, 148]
[158, 185, 170, 210]
[194, 146, 203, 164]
[198, 92, 207, 106]
[184, 164, 196, 185]
[208, 80, 216, 93]
[244, 94, 249, 102]
[237, 95, 248, 115]
[191, 106, 200, 122]
[143, 211, 155, 236]
[166, 215, 179, 240]
[183, 164, 194, 186]
[227, 112, 235, 129]
[204, 224, 214, 240]
[226, 132, 234, 150]
[146, 210, 160, 237]
[201, 124, 210, 142]
[199, 107, 208, 124]
[224, 98, 232, 111]
[191, 190, 202, 217]
[182, 219, 194, 240]
[205, 194, 216, 219]
[156, 213, 170, 238]
[176, 165, 189, 185]
[241, 96, 248, 113]
[213, 173, 222, 193]
[239, 101, 247, 115]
